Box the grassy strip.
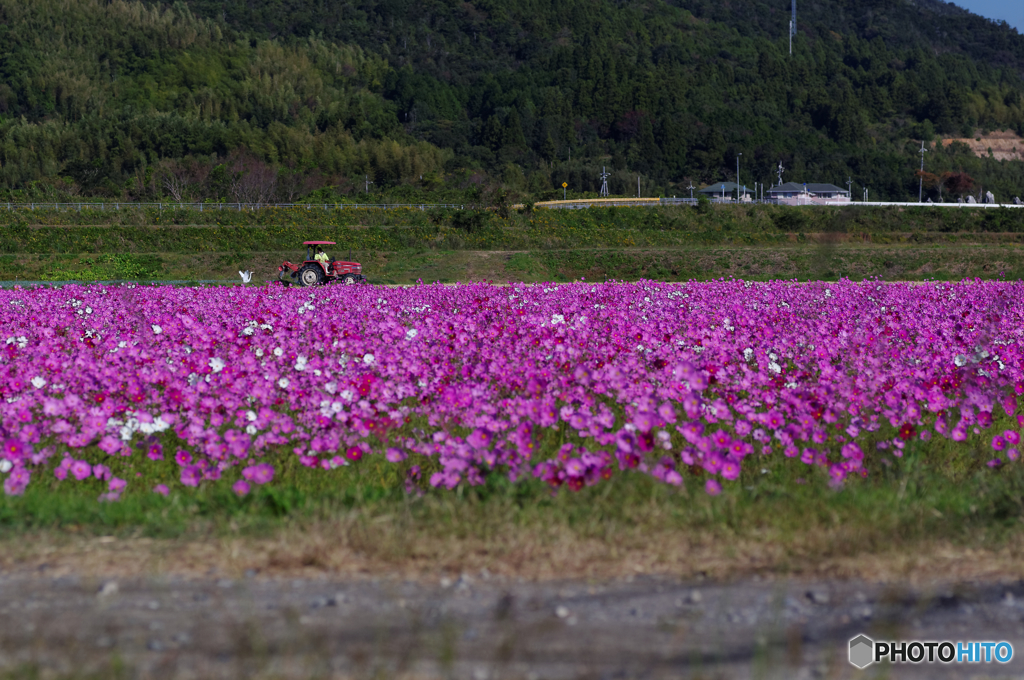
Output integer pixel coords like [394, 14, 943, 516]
[3, 428, 1024, 581]
[4, 244, 1022, 283]
[2, 205, 1024, 254]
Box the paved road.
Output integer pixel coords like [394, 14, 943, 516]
[1, 573, 1022, 679]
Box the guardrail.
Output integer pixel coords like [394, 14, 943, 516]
[0, 202, 470, 212]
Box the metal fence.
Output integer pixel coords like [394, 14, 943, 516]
[0, 202, 471, 212]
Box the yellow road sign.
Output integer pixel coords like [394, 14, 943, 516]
[562, 182, 568, 188]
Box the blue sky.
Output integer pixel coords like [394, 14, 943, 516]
[955, 1, 1024, 32]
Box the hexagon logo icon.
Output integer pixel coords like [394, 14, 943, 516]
[849, 634, 874, 669]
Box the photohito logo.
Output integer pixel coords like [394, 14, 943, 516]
[849, 635, 1013, 668]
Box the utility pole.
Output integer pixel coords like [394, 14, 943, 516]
[776, 161, 785, 187]
[686, 181, 695, 202]
[863, 187, 868, 202]
[736, 153, 742, 201]
[365, 175, 374, 194]
[790, 0, 796, 55]
[918, 140, 927, 203]
[637, 176, 641, 198]
[846, 177, 853, 201]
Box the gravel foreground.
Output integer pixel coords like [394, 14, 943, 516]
[1, 572, 1023, 679]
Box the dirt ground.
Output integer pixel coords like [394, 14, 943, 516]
[2, 537, 1024, 679]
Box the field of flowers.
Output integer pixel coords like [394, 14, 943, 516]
[1, 279, 1023, 503]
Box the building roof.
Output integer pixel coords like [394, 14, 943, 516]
[698, 182, 748, 194]
[768, 182, 849, 194]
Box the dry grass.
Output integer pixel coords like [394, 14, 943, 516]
[6, 519, 1024, 587]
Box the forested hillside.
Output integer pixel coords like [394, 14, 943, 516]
[1, 0, 1024, 201]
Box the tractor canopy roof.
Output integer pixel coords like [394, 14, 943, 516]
[303, 241, 336, 245]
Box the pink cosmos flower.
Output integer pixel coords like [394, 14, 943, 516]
[108, 478, 127, 493]
[705, 479, 721, 496]
[242, 463, 274, 485]
[2, 439, 25, 461]
[992, 436, 1007, 452]
[153, 484, 169, 496]
[147, 443, 164, 461]
[180, 465, 202, 487]
[1004, 431, 1020, 446]
[232, 480, 251, 497]
[1008, 448, 1020, 462]
[174, 450, 192, 466]
[385, 448, 407, 463]
[721, 459, 741, 481]
[93, 464, 111, 481]
[3, 467, 30, 496]
[70, 460, 92, 481]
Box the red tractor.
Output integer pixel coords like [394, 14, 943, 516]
[277, 241, 367, 287]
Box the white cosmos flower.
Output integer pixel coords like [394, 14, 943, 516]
[405, 328, 418, 340]
[273, 347, 283, 357]
[245, 425, 258, 436]
[954, 355, 968, 367]
[768, 362, 782, 374]
[255, 348, 264, 357]
[743, 348, 754, 362]
[363, 353, 375, 365]
[278, 377, 290, 388]
[246, 410, 258, 422]
[151, 324, 162, 334]
[209, 357, 225, 373]
[31, 376, 46, 389]
[0, 460, 11, 474]
[550, 314, 565, 325]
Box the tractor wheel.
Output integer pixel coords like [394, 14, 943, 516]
[298, 265, 325, 287]
[341, 274, 357, 285]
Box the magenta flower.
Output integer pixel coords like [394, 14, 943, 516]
[992, 436, 1007, 452]
[70, 460, 92, 481]
[385, 448, 407, 463]
[147, 443, 164, 461]
[97, 436, 121, 455]
[108, 477, 127, 493]
[180, 465, 202, 487]
[174, 450, 192, 466]
[232, 480, 251, 497]
[705, 479, 721, 496]
[1004, 431, 1021, 446]
[3, 467, 30, 496]
[466, 428, 493, 449]
[721, 459, 741, 481]
[1008, 448, 1020, 462]
[2, 439, 25, 461]
[988, 458, 1002, 468]
[242, 463, 274, 485]
[153, 484, 169, 496]
[93, 464, 111, 481]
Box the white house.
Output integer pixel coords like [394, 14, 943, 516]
[767, 182, 850, 205]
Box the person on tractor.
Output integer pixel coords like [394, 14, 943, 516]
[314, 245, 331, 271]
